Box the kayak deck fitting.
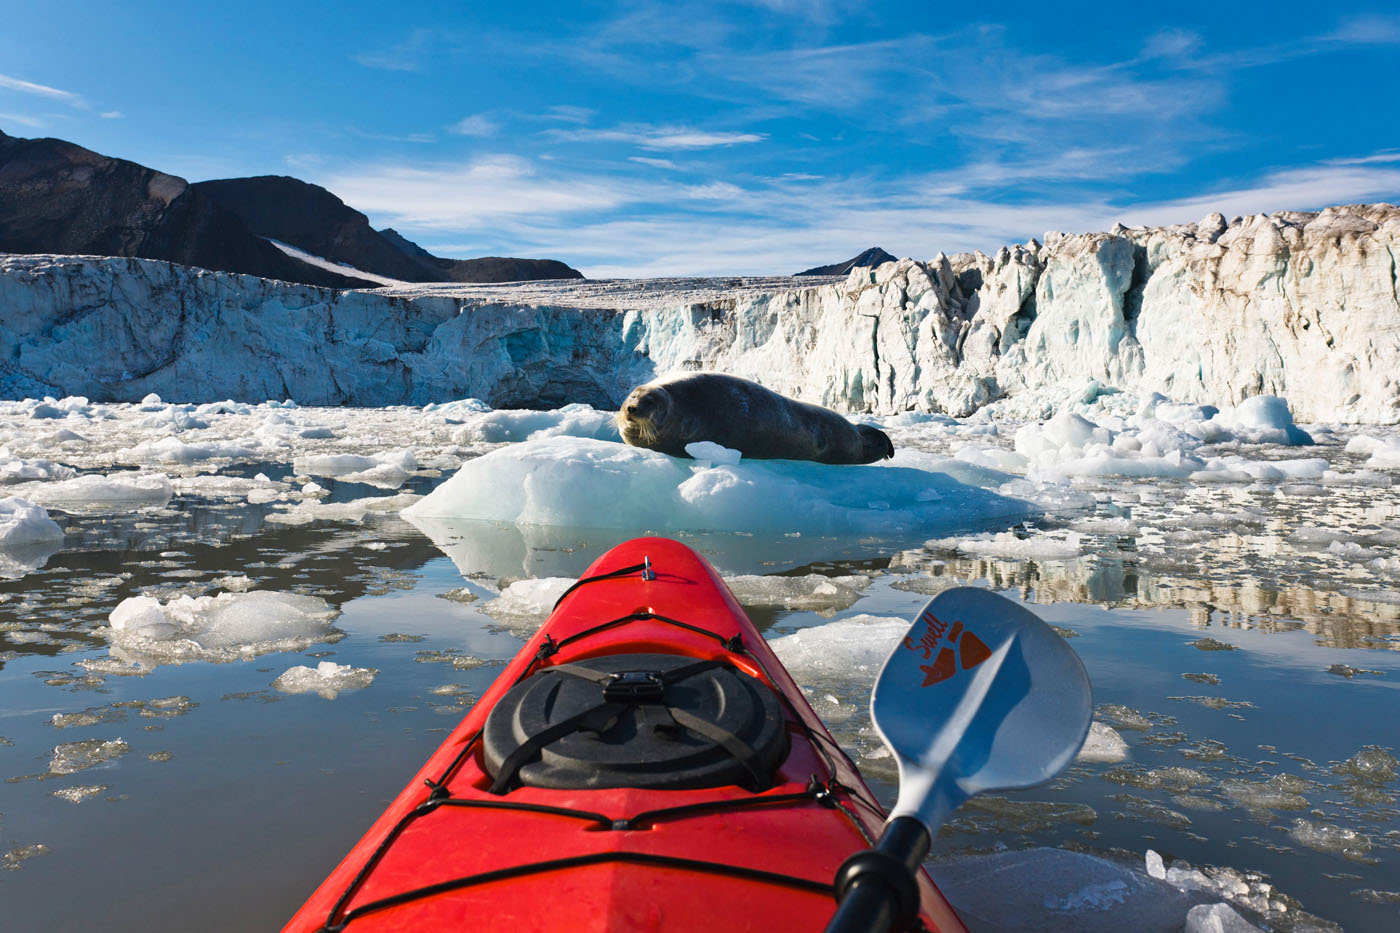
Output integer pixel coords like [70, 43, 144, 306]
[285, 537, 965, 932]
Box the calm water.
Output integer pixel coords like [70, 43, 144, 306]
[0, 407, 1397, 931]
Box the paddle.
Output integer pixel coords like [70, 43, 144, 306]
[824, 586, 1093, 933]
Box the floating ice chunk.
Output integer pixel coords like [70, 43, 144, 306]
[0, 451, 76, 484]
[1145, 850, 1166, 880]
[1185, 903, 1261, 933]
[723, 573, 870, 610]
[1077, 722, 1129, 763]
[453, 404, 621, 444]
[1365, 439, 1400, 469]
[479, 577, 573, 620]
[1015, 412, 1112, 459]
[768, 614, 908, 685]
[50, 784, 108, 804]
[931, 847, 1201, 933]
[140, 392, 163, 407]
[273, 661, 376, 699]
[0, 496, 63, 548]
[684, 441, 742, 465]
[1221, 775, 1311, 811]
[1070, 516, 1140, 535]
[294, 453, 380, 476]
[119, 436, 256, 464]
[928, 530, 1083, 560]
[1199, 397, 1312, 445]
[106, 590, 339, 666]
[49, 738, 129, 775]
[139, 408, 209, 431]
[954, 444, 1028, 473]
[423, 397, 492, 419]
[403, 437, 1035, 535]
[18, 472, 173, 512]
[265, 492, 420, 526]
[1288, 819, 1372, 861]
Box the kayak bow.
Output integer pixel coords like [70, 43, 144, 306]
[285, 537, 965, 932]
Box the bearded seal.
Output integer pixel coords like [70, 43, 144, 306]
[617, 372, 894, 465]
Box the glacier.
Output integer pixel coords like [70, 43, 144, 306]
[1, 202, 1397, 422]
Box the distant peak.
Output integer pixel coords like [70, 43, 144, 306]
[794, 247, 897, 277]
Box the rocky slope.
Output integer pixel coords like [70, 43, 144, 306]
[796, 246, 897, 276]
[0, 130, 372, 289]
[194, 177, 585, 283]
[0, 204, 1396, 422]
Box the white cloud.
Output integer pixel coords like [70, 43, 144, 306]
[629, 156, 680, 169]
[541, 105, 594, 124]
[99, 110, 124, 119]
[331, 153, 1400, 278]
[546, 123, 764, 151]
[0, 72, 83, 104]
[450, 114, 499, 137]
[322, 154, 639, 227]
[0, 112, 46, 128]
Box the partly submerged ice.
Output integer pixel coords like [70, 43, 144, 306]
[402, 436, 1037, 536]
[105, 591, 339, 667]
[272, 661, 377, 699]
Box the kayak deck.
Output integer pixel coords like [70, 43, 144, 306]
[286, 537, 965, 932]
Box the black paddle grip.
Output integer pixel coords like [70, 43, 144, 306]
[826, 816, 931, 933]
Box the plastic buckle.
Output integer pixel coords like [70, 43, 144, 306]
[603, 670, 665, 704]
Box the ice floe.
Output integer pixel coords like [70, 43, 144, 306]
[272, 661, 377, 699]
[402, 436, 1037, 536]
[105, 590, 340, 667]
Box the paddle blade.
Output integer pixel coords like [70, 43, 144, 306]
[873, 587, 1091, 829]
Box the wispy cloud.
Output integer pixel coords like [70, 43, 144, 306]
[450, 114, 499, 138]
[629, 156, 680, 169]
[0, 72, 84, 104]
[322, 154, 641, 227]
[99, 110, 124, 119]
[0, 112, 47, 128]
[329, 150, 1400, 277]
[351, 28, 460, 72]
[546, 123, 764, 150]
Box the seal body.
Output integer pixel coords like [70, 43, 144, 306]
[617, 372, 894, 465]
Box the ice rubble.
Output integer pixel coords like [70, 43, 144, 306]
[105, 590, 339, 666]
[15, 472, 173, 511]
[0, 496, 63, 547]
[451, 403, 621, 444]
[402, 436, 1037, 535]
[273, 661, 377, 699]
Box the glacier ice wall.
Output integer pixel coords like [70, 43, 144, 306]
[1, 202, 1397, 422]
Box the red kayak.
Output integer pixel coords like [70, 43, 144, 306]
[286, 537, 965, 932]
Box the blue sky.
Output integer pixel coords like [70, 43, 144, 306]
[2, 1, 1399, 277]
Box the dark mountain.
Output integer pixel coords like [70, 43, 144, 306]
[0, 129, 584, 287]
[427, 255, 585, 283]
[194, 177, 584, 284]
[0, 129, 372, 288]
[795, 247, 898, 276]
[194, 177, 443, 283]
[379, 226, 437, 261]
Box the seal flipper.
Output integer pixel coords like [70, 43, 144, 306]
[856, 424, 895, 463]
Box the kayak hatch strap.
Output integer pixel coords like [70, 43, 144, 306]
[322, 851, 834, 932]
[546, 610, 745, 656]
[430, 787, 822, 831]
[550, 560, 652, 611]
[488, 702, 629, 794]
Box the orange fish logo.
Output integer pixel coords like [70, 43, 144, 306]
[902, 611, 992, 687]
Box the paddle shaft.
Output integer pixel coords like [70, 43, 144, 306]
[826, 816, 931, 933]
